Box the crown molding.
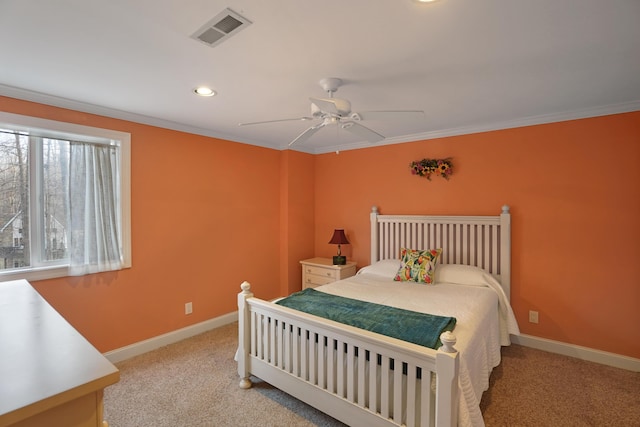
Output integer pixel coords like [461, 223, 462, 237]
[310, 100, 640, 154]
[2, 83, 638, 155]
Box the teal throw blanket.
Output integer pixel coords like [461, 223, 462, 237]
[276, 288, 456, 350]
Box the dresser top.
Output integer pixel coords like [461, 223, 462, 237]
[0, 279, 119, 425]
[300, 257, 357, 269]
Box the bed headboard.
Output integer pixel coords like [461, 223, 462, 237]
[370, 205, 512, 299]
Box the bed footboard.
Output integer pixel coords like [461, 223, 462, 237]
[237, 281, 459, 427]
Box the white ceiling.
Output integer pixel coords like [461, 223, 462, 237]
[1, 0, 639, 154]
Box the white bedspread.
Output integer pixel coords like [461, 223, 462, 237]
[314, 272, 519, 427]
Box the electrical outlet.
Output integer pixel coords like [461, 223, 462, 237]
[185, 302, 193, 315]
[529, 310, 539, 324]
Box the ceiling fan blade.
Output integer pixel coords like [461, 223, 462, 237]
[238, 117, 313, 126]
[288, 123, 325, 147]
[341, 121, 385, 143]
[354, 110, 425, 121]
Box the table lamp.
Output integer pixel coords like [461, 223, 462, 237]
[329, 229, 350, 265]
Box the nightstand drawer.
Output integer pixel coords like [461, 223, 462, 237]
[303, 265, 337, 280]
[303, 273, 335, 287]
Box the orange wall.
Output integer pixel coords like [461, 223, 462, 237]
[0, 96, 295, 352]
[313, 112, 640, 359]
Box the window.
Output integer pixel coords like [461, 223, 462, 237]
[0, 112, 131, 281]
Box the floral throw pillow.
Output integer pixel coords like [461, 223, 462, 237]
[394, 248, 442, 284]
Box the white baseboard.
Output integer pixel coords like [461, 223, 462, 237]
[104, 311, 238, 364]
[103, 316, 639, 372]
[511, 334, 640, 372]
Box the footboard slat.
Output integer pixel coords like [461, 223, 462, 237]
[357, 348, 366, 407]
[292, 326, 300, 376]
[269, 317, 276, 366]
[250, 311, 257, 357]
[327, 338, 335, 393]
[310, 332, 317, 385]
[393, 361, 403, 424]
[421, 370, 432, 425]
[406, 363, 417, 426]
[318, 334, 326, 389]
[380, 355, 390, 419]
[284, 322, 291, 371]
[369, 350, 379, 414]
[238, 283, 459, 427]
[337, 339, 345, 398]
[347, 344, 356, 402]
[277, 319, 284, 369]
[301, 329, 308, 380]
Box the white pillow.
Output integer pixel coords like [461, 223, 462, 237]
[435, 264, 489, 286]
[357, 259, 401, 279]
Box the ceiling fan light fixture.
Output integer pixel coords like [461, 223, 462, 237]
[194, 87, 216, 97]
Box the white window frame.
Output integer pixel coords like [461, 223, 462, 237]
[0, 111, 131, 282]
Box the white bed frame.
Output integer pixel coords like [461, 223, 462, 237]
[237, 206, 511, 427]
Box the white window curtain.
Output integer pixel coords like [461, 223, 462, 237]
[68, 141, 122, 276]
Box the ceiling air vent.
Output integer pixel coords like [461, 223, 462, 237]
[191, 8, 252, 48]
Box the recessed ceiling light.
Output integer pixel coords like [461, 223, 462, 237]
[414, 0, 441, 3]
[194, 87, 216, 97]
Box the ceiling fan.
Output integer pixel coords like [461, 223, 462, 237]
[238, 78, 425, 147]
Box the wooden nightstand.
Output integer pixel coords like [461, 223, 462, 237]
[300, 257, 357, 289]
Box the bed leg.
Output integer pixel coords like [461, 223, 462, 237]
[436, 331, 460, 427]
[238, 281, 254, 390]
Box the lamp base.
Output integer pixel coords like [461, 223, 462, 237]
[333, 255, 346, 265]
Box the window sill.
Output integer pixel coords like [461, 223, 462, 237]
[0, 265, 71, 283]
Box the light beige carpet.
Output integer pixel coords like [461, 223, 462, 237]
[103, 322, 640, 426]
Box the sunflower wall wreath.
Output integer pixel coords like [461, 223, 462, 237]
[409, 158, 453, 180]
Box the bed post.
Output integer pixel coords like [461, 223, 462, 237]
[436, 331, 459, 427]
[500, 205, 511, 300]
[237, 281, 253, 389]
[370, 206, 379, 263]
